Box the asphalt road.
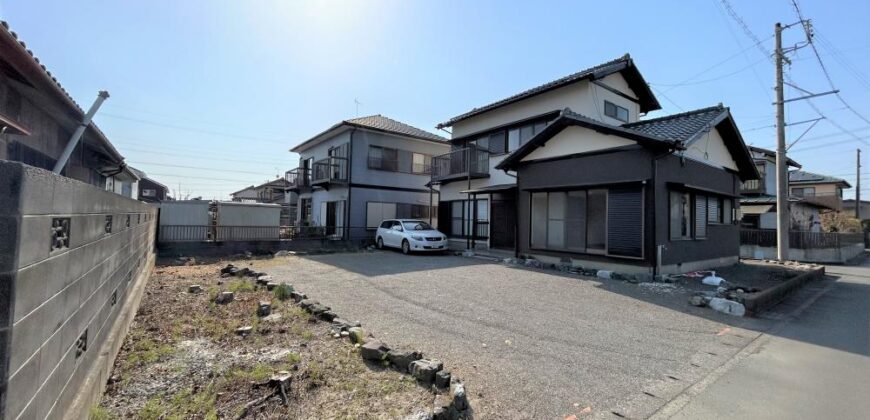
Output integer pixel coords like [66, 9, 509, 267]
[261, 251, 774, 419]
[656, 259, 870, 420]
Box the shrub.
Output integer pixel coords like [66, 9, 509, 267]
[273, 283, 294, 301]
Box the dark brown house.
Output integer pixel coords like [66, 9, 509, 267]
[497, 105, 758, 274]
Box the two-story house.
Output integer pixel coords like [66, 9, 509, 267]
[434, 54, 759, 274]
[739, 146, 826, 231]
[231, 178, 297, 225]
[287, 115, 449, 241]
[788, 169, 850, 212]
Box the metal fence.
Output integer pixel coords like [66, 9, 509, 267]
[740, 228, 864, 249]
[159, 225, 377, 242]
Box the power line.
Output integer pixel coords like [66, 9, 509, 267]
[648, 85, 684, 112]
[652, 56, 768, 88]
[788, 0, 870, 127]
[147, 172, 272, 183]
[98, 112, 291, 144]
[128, 161, 280, 176]
[121, 146, 289, 166]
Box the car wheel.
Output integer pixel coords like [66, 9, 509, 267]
[376, 237, 384, 249]
[401, 240, 410, 255]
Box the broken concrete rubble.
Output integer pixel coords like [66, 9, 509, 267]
[409, 359, 443, 384]
[215, 291, 234, 304]
[257, 301, 272, 317]
[360, 341, 391, 361]
[387, 349, 422, 373]
[347, 327, 366, 344]
[188, 285, 202, 294]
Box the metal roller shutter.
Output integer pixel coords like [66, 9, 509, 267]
[607, 187, 644, 258]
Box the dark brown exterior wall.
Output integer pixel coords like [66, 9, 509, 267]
[138, 178, 167, 202]
[516, 146, 657, 266]
[515, 146, 741, 269]
[654, 154, 741, 267]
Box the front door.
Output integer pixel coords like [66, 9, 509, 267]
[490, 196, 516, 249]
[325, 202, 337, 235]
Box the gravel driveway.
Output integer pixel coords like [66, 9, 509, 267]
[261, 252, 772, 419]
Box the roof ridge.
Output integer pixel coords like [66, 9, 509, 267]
[437, 54, 646, 128]
[623, 104, 726, 127]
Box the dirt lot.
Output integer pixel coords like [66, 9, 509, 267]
[253, 251, 787, 420]
[96, 260, 433, 419]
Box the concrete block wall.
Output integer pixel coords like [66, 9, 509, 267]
[0, 161, 157, 420]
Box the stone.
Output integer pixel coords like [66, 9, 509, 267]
[461, 249, 474, 257]
[409, 359, 443, 384]
[404, 410, 434, 420]
[266, 282, 278, 291]
[452, 381, 468, 411]
[236, 267, 254, 277]
[435, 370, 451, 389]
[290, 291, 307, 302]
[597, 270, 612, 279]
[308, 303, 330, 315]
[220, 264, 235, 274]
[299, 299, 318, 310]
[262, 313, 283, 323]
[688, 295, 707, 307]
[331, 317, 353, 332]
[318, 310, 337, 322]
[348, 327, 366, 344]
[340, 331, 350, 338]
[433, 394, 450, 420]
[274, 250, 290, 257]
[215, 291, 234, 304]
[270, 371, 292, 387]
[256, 275, 273, 285]
[360, 340, 390, 361]
[188, 284, 202, 294]
[257, 301, 272, 317]
[387, 349, 422, 373]
[235, 326, 253, 336]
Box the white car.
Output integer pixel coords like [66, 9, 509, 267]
[375, 219, 448, 254]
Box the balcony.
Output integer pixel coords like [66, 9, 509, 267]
[312, 157, 348, 189]
[740, 177, 766, 195]
[431, 147, 490, 184]
[285, 168, 310, 192]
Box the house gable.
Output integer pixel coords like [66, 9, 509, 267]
[683, 126, 738, 171]
[520, 125, 637, 162]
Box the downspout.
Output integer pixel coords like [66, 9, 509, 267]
[346, 128, 355, 242]
[53, 91, 110, 174]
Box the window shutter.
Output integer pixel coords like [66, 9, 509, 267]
[607, 187, 643, 258]
[695, 195, 707, 238]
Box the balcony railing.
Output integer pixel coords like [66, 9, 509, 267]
[431, 147, 490, 183]
[368, 156, 432, 174]
[312, 157, 348, 185]
[285, 168, 310, 190]
[740, 177, 765, 194]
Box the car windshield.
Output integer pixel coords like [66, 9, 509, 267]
[402, 221, 432, 231]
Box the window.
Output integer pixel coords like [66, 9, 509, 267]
[444, 199, 487, 238]
[368, 146, 398, 171]
[723, 198, 733, 224]
[708, 196, 721, 223]
[488, 131, 507, 155]
[530, 187, 641, 257]
[141, 189, 156, 197]
[695, 194, 707, 239]
[791, 187, 815, 197]
[300, 198, 312, 222]
[366, 202, 397, 229]
[508, 128, 520, 152]
[604, 100, 629, 122]
[412, 153, 430, 174]
[669, 191, 692, 240]
[379, 220, 392, 229]
[402, 221, 433, 231]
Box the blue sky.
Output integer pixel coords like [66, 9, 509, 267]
[3, 0, 870, 199]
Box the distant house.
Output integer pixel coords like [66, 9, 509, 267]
[738, 146, 827, 231]
[135, 171, 169, 202]
[788, 169, 851, 211]
[287, 115, 449, 240]
[231, 178, 297, 225]
[0, 21, 132, 193]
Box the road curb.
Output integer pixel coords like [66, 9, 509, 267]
[742, 267, 826, 316]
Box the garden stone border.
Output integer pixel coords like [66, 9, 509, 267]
[218, 264, 472, 420]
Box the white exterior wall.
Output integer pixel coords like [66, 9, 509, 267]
[451, 73, 640, 138]
[683, 127, 738, 171]
[217, 202, 281, 226]
[158, 200, 210, 225]
[520, 126, 636, 162]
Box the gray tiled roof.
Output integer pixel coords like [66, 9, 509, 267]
[622, 105, 726, 142]
[438, 54, 660, 128]
[789, 170, 851, 187]
[345, 115, 447, 142]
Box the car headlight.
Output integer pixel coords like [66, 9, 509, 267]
[411, 235, 424, 241]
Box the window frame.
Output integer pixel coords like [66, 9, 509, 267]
[604, 100, 630, 123]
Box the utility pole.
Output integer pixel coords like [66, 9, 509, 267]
[857, 148, 862, 219]
[775, 22, 789, 261]
[53, 91, 109, 174]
